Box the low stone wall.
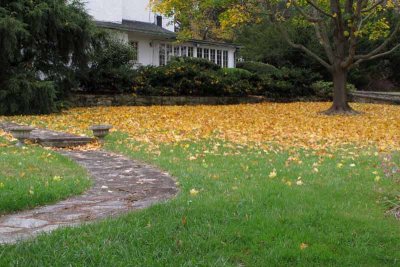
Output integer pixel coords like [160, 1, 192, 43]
[68, 94, 268, 107]
[350, 91, 400, 105]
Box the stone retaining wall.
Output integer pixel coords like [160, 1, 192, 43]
[68, 94, 268, 107]
[350, 91, 400, 105]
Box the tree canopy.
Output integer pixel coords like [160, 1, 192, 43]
[0, 0, 94, 115]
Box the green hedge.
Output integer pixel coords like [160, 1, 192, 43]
[236, 61, 279, 76]
[133, 58, 257, 97]
[132, 58, 324, 98]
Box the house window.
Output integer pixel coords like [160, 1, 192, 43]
[204, 48, 209, 60]
[130, 41, 139, 61]
[223, 51, 228, 68]
[197, 48, 203, 58]
[181, 46, 187, 57]
[217, 50, 222, 67]
[188, 47, 194, 57]
[159, 44, 166, 66]
[167, 44, 173, 63]
[210, 49, 216, 63]
[174, 46, 180, 57]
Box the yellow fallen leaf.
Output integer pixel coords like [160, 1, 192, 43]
[190, 188, 199, 196]
[300, 243, 309, 250]
[269, 169, 277, 178]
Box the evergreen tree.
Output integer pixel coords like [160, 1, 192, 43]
[0, 0, 94, 115]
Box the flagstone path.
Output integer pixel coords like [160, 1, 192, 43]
[0, 124, 178, 244]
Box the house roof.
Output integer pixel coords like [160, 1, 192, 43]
[96, 19, 238, 48]
[95, 20, 176, 38]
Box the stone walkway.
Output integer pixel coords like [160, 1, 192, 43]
[0, 125, 178, 244]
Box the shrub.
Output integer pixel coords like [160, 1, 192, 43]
[0, 73, 57, 115]
[236, 61, 279, 76]
[79, 35, 137, 93]
[170, 57, 221, 71]
[218, 68, 258, 96]
[134, 58, 324, 98]
[133, 58, 261, 97]
[311, 81, 357, 100]
[258, 67, 322, 98]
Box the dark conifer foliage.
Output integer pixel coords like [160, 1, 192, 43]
[0, 0, 94, 115]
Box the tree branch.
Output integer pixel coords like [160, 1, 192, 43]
[354, 43, 400, 65]
[306, 0, 334, 18]
[278, 24, 332, 70]
[314, 20, 334, 63]
[361, 0, 385, 13]
[354, 20, 400, 60]
[292, 1, 323, 23]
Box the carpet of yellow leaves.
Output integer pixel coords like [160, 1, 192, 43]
[3, 102, 400, 151]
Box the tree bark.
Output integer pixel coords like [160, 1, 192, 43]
[322, 68, 359, 115]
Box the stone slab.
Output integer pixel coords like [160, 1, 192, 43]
[0, 122, 93, 147]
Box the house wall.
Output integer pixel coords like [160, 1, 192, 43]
[86, 0, 174, 31]
[127, 33, 159, 66]
[84, 1, 236, 68]
[85, 0, 122, 23]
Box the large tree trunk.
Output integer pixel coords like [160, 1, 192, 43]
[322, 68, 359, 115]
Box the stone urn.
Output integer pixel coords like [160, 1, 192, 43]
[9, 126, 35, 147]
[90, 125, 113, 141]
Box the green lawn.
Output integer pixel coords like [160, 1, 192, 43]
[0, 137, 91, 214]
[0, 133, 398, 266]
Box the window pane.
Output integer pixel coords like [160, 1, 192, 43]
[210, 49, 216, 63]
[204, 48, 209, 60]
[159, 43, 166, 66]
[188, 47, 194, 57]
[167, 44, 173, 63]
[223, 51, 228, 68]
[130, 41, 138, 61]
[174, 46, 180, 57]
[181, 46, 187, 57]
[217, 50, 222, 67]
[197, 48, 203, 58]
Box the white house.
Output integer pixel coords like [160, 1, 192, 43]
[85, 0, 238, 68]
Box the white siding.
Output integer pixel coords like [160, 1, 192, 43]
[127, 33, 158, 66]
[85, 0, 122, 23]
[123, 0, 151, 23]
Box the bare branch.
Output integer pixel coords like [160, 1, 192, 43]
[278, 24, 332, 70]
[314, 20, 335, 63]
[354, 21, 400, 60]
[361, 0, 385, 13]
[292, 1, 323, 23]
[354, 43, 400, 65]
[306, 0, 335, 18]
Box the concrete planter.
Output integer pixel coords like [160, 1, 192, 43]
[9, 126, 35, 147]
[90, 125, 113, 140]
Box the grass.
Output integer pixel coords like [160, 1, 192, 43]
[0, 137, 91, 214]
[0, 133, 398, 266]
